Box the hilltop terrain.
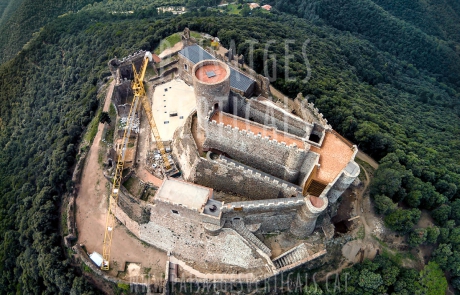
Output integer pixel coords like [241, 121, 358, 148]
[0, 0, 458, 294]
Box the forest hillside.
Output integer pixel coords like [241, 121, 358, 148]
[0, 0, 459, 294]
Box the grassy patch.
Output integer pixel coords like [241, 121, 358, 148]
[104, 127, 114, 144]
[117, 283, 129, 291]
[84, 109, 101, 143]
[123, 176, 143, 197]
[109, 103, 116, 117]
[190, 31, 201, 39]
[143, 267, 151, 275]
[82, 263, 93, 273]
[381, 247, 417, 265]
[144, 65, 157, 79]
[123, 177, 136, 192]
[263, 233, 279, 239]
[226, 3, 242, 14]
[356, 225, 365, 240]
[61, 210, 68, 236]
[355, 158, 375, 174]
[154, 33, 181, 55]
[97, 147, 104, 164]
[141, 186, 157, 202]
[372, 234, 417, 265]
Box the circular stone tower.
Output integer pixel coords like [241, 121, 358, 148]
[290, 196, 328, 238]
[192, 60, 231, 129]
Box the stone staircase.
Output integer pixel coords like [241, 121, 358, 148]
[232, 219, 271, 256]
[272, 243, 309, 269]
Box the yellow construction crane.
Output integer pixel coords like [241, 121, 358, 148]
[132, 52, 171, 170]
[101, 52, 170, 270]
[101, 90, 139, 270]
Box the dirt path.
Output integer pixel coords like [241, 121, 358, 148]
[158, 42, 183, 59]
[76, 80, 167, 278]
[357, 168, 373, 239]
[76, 80, 114, 262]
[269, 85, 287, 100]
[356, 150, 379, 169]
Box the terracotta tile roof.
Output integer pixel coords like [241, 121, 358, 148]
[211, 112, 305, 149]
[261, 4, 272, 10]
[152, 53, 161, 63]
[309, 131, 355, 183]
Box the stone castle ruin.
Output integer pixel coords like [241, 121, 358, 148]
[105, 28, 360, 280]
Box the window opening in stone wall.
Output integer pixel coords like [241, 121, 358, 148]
[309, 133, 321, 143]
[172, 210, 179, 214]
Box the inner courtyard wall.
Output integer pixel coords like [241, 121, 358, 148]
[171, 113, 303, 199]
[203, 118, 307, 183]
[222, 197, 306, 233]
[229, 94, 310, 138]
[194, 156, 300, 200]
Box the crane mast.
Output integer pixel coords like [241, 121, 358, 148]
[101, 52, 171, 270]
[132, 53, 171, 170]
[101, 93, 139, 270]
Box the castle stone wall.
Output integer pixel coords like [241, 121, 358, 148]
[203, 118, 307, 183]
[112, 80, 133, 107]
[108, 51, 149, 80]
[113, 195, 141, 236]
[290, 197, 328, 238]
[172, 113, 303, 199]
[327, 160, 360, 203]
[139, 202, 268, 273]
[229, 94, 309, 138]
[298, 152, 320, 188]
[292, 94, 332, 129]
[222, 197, 306, 233]
[118, 187, 150, 224]
[178, 57, 195, 85]
[194, 156, 300, 200]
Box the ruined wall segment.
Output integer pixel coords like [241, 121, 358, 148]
[112, 80, 133, 107]
[108, 50, 149, 80]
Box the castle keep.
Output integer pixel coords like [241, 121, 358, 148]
[105, 29, 360, 279]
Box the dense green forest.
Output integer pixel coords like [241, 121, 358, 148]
[0, 0, 105, 64]
[0, 0, 459, 294]
[0, 0, 24, 29]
